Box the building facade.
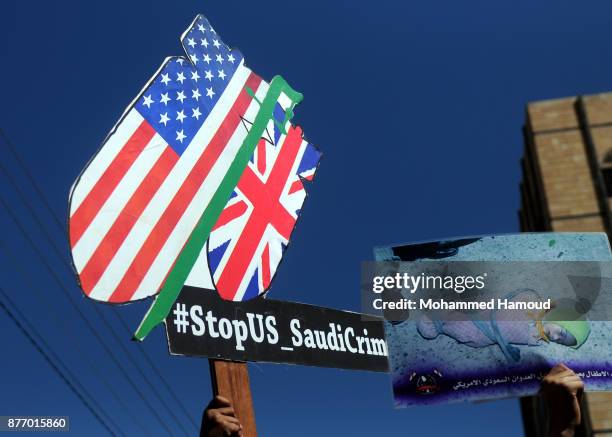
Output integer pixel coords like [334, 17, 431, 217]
[519, 92, 612, 435]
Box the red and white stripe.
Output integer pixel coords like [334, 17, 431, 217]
[69, 59, 269, 303]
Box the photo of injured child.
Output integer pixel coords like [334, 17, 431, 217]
[417, 294, 591, 363]
[376, 233, 612, 407]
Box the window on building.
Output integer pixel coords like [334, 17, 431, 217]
[602, 167, 612, 197]
[601, 151, 612, 197]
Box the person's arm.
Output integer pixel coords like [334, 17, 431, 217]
[200, 396, 243, 437]
[540, 363, 584, 437]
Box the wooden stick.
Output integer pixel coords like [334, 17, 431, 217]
[209, 359, 257, 437]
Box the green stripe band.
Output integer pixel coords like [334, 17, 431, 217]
[134, 75, 302, 340]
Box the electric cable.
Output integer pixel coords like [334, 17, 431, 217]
[0, 287, 117, 437]
[0, 125, 198, 432]
[0, 192, 175, 437]
[0, 242, 150, 436]
[0, 284, 124, 437]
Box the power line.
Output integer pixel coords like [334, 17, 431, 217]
[114, 311, 199, 430]
[0, 126, 198, 431]
[0, 127, 65, 232]
[0, 287, 116, 437]
[92, 296, 191, 437]
[0, 242, 150, 436]
[0, 284, 124, 436]
[0, 155, 190, 436]
[0, 193, 175, 437]
[0, 128, 198, 435]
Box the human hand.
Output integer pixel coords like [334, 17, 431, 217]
[540, 363, 584, 437]
[200, 396, 243, 437]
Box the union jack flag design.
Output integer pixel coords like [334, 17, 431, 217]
[206, 103, 321, 301]
[68, 13, 321, 338]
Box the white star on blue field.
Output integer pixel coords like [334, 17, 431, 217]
[2, 1, 612, 435]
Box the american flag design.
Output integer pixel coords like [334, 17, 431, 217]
[68, 14, 320, 305]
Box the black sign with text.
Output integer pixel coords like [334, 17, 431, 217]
[165, 286, 389, 372]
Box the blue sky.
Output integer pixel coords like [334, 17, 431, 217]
[1, 1, 612, 435]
